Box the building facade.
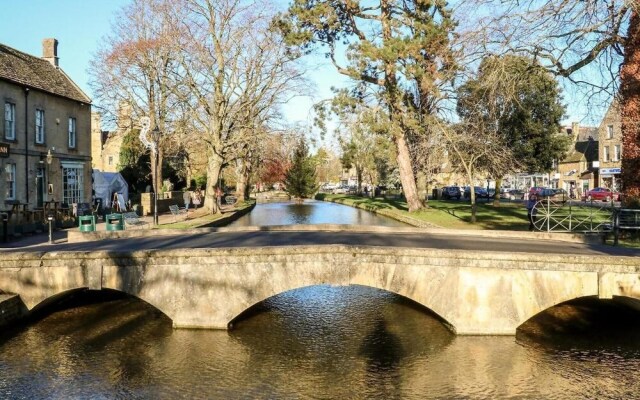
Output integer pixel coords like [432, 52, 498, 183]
[556, 123, 599, 195]
[597, 100, 622, 191]
[1, 39, 92, 211]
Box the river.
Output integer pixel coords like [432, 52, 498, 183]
[1, 201, 639, 399]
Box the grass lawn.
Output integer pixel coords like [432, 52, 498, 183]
[156, 200, 254, 229]
[316, 194, 531, 231]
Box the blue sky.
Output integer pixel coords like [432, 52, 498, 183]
[0, 0, 610, 131]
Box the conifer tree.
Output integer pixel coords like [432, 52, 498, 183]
[284, 138, 318, 199]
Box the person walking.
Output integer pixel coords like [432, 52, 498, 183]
[526, 192, 538, 231]
[193, 188, 202, 209]
[215, 186, 223, 211]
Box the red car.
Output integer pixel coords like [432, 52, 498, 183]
[583, 187, 620, 202]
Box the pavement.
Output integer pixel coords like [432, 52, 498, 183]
[0, 206, 214, 249]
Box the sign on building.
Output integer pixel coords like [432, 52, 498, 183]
[0, 143, 9, 157]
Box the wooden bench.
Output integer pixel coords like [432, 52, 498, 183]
[168, 205, 188, 222]
[123, 212, 149, 229]
[613, 208, 640, 245]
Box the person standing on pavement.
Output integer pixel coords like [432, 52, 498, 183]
[526, 192, 538, 231]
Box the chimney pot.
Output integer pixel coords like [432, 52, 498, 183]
[42, 38, 59, 67]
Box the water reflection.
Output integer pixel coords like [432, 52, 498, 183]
[228, 200, 407, 227]
[2, 287, 640, 398]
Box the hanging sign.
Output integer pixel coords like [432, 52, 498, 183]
[0, 143, 9, 157]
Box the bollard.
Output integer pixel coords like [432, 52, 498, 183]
[47, 214, 54, 244]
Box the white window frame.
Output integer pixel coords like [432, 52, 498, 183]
[35, 109, 45, 144]
[5, 163, 16, 199]
[68, 117, 77, 148]
[614, 144, 621, 162]
[4, 103, 15, 140]
[607, 125, 614, 139]
[604, 146, 610, 162]
[61, 163, 84, 205]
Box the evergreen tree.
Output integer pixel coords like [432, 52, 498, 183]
[284, 138, 318, 199]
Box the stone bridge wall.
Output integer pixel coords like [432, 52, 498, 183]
[0, 246, 639, 335]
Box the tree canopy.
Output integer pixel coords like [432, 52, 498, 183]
[284, 138, 318, 199]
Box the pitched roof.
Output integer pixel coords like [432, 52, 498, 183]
[560, 139, 598, 164]
[0, 43, 91, 104]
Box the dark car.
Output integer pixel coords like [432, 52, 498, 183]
[584, 187, 620, 202]
[442, 186, 461, 200]
[464, 186, 489, 199]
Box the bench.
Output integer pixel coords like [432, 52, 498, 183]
[168, 205, 188, 222]
[123, 212, 149, 229]
[613, 208, 640, 245]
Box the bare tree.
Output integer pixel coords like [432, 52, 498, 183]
[164, 0, 306, 213]
[89, 0, 180, 192]
[459, 0, 640, 203]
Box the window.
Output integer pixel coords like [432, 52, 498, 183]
[604, 146, 610, 162]
[4, 103, 15, 140]
[607, 125, 614, 139]
[5, 163, 16, 199]
[68, 117, 76, 148]
[614, 144, 621, 161]
[35, 109, 45, 144]
[108, 156, 113, 166]
[62, 165, 84, 204]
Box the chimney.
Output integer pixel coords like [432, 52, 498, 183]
[571, 122, 580, 141]
[42, 38, 59, 67]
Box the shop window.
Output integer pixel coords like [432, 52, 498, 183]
[5, 163, 16, 199]
[62, 165, 84, 205]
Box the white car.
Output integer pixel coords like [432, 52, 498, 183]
[332, 186, 349, 194]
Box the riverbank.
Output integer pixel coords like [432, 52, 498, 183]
[315, 193, 531, 231]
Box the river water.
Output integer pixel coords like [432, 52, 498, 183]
[2, 201, 640, 398]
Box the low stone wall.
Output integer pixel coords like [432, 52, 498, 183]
[140, 191, 196, 216]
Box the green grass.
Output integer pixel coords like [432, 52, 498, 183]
[316, 193, 532, 230]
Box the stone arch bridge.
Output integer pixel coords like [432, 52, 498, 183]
[1, 245, 639, 335]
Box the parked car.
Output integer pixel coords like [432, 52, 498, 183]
[464, 186, 489, 199]
[501, 189, 525, 201]
[583, 187, 620, 202]
[442, 186, 461, 200]
[332, 185, 349, 194]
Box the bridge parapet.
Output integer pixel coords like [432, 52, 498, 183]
[0, 246, 639, 335]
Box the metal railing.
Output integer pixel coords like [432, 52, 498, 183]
[532, 197, 616, 233]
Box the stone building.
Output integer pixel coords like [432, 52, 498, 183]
[556, 122, 599, 195]
[597, 100, 622, 191]
[91, 103, 133, 173]
[0, 39, 92, 212]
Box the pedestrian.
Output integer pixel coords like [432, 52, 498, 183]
[193, 188, 202, 209]
[569, 183, 575, 199]
[183, 191, 191, 211]
[215, 186, 223, 210]
[526, 192, 538, 231]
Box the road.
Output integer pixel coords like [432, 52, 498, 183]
[2, 229, 638, 257]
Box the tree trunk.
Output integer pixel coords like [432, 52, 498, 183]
[395, 133, 423, 211]
[621, 10, 640, 204]
[205, 152, 224, 214]
[493, 177, 502, 207]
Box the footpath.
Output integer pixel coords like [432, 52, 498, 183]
[0, 204, 241, 249]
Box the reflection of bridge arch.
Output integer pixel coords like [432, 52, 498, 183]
[1, 246, 639, 335]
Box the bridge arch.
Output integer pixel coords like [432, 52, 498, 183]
[227, 284, 454, 332]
